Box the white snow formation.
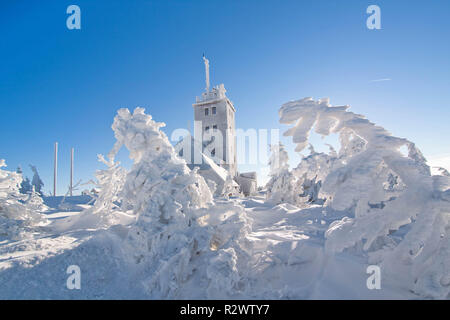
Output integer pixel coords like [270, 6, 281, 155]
[0, 100, 448, 299]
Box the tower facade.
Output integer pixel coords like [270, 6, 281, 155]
[192, 57, 237, 176]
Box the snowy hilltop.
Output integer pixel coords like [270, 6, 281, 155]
[0, 98, 448, 299]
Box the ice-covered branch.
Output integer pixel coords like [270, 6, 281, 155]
[280, 97, 450, 298]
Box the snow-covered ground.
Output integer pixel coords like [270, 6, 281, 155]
[0, 193, 415, 299]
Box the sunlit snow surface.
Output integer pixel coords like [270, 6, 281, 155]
[0, 194, 414, 299]
[0, 101, 448, 299]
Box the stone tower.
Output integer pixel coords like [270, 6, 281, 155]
[192, 56, 237, 176]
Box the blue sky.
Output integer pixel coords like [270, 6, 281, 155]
[1, 0, 449, 194]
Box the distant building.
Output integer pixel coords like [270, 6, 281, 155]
[192, 56, 237, 176]
[176, 56, 256, 196]
[235, 172, 258, 196]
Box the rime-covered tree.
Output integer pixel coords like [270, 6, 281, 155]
[265, 143, 297, 204]
[101, 107, 250, 298]
[280, 97, 450, 298]
[25, 186, 48, 213]
[221, 174, 240, 198]
[291, 144, 335, 206]
[16, 166, 32, 194]
[20, 177, 32, 194]
[0, 160, 48, 239]
[30, 165, 44, 196]
[65, 154, 127, 229]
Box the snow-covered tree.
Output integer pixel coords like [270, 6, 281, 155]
[291, 144, 335, 206]
[109, 108, 212, 293]
[30, 165, 44, 196]
[55, 155, 127, 231]
[221, 174, 240, 198]
[16, 166, 32, 194]
[102, 107, 250, 298]
[279, 97, 450, 298]
[265, 143, 297, 204]
[82, 155, 127, 227]
[20, 177, 32, 194]
[0, 160, 48, 239]
[25, 186, 48, 213]
[268, 143, 289, 175]
[109, 108, 214, 214]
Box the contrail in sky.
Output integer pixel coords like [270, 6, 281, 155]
[370, 78, 392, 82]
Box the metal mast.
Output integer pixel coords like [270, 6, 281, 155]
[53, 142, 58, 196]
[70, 147, 74, 196]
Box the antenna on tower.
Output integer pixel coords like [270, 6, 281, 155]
[203, 54, 210, 92]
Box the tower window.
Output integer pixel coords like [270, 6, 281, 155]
[205, 108, 209, 116]
[213, 125, 217, 131]
[212, 107, 216, 114]
[205, 126, 210, 132]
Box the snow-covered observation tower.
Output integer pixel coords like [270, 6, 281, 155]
[192, 55, 237, 176]
[176, 56, 257, 196]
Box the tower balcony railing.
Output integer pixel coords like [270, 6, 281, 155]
[195, 84, 227, 103]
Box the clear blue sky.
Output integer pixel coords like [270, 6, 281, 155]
[1, 0, 449, 194]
